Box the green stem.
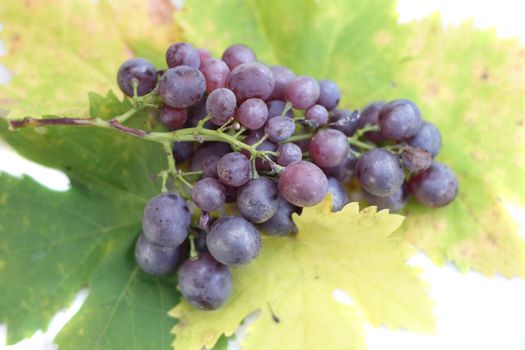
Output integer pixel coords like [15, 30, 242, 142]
[286, 133, 313, 142]
[347, 137, 375, 150]
[114, 107, 138, 123]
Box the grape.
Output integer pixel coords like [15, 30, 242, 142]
[309, 129, 349, 168]
[242, 134, 277, 171]
[190, 142, 231, 177]
[330, 109, 360, 136]
[409, 162, 458, 208]
[143, 193, 191, 247]
[172, 141, 194, 164]
[267, 100, 293, 119]
[237, 177, 279, 223]
[269, 65, 296, 100]
[276, 142, 302, 166]
[401, 145, 432, 174]
[197, 47, 212, 63]
[117, 58, 157, 97]
[278, 161, 328, 207]
[186, 96, 215, 129]
[362, 184, 408, 212]
[228, 62, 275, 102]
[178, 253, 232, 310]
[222, 44, 257, 70]
[356, 101, 385, 143]
[158, 105, 187, 131]
[305, 104, 329, 127]
[284, 76, 320, 109]
[207, 216, 262, 265]
[317, 80, 340, 110]
[200, 58, 231, 93]
[406, 121, 442, 157]
[135, 233, 189, 276]
[356, 148, 404, 197]
[206, 88, 237, 126]
[379, 99, 423, 140]
[237, 98, 268, 130]
[192, 177, 226, 211]
[166, 42, 201, 69]
[265, 116, 296, 143]
[322, 152, 357, 183]
[217, 152, 251, 187]
[257, 195, 300, 236]
[327, 177, 349, 212]
[192, 227, 208, 253]
[159, 66, 206, 108]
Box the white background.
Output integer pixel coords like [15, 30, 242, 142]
[1, 0, 525, 349]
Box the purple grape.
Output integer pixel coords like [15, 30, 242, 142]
[265, 116, 295, 143]
[269, 65, 296, 100]
[159, 66, 206, 108]
[117, 58, 157, 97]
[172, 141, 194, 164]
[401, 145, 432, 174]
[242, 134, 278, 171]
[166, 42, 201, 69]
[197, 47, 212, 63]
[327, 177, 349, 212]
[237, 177, 279, 223]
[222, 44, 257, 70]
[192, 177, 226, 211]
[409, 162, 458, 208]
[317, 80, 340, 110]
[206, 88, 237, 126]
[207, 216, 262, 265]
[228, 62, 275, 103]
[321, 152, 358, 183]
[257, 195, 300, 236]
[237, 98, 268, 130]
[224, 184, 238, 203]
[356, 101, 385, 143]
[284, 76, 320, 109]
[362, 184, 408, 212]
[178, 253, 232, 310]
[406, 121, 442, 157]
[379, 99, 423, 141]
[142, 193, 191, 247]
[217, 152, 251, 187]
[200, 58, 231, 93]
[309, 129, 349, 168]
[330, 109, 360, 136]
[135, 234, 189, 276]
[192, 227, 208, 253]
[305, 104, 329, 127]
[158, 105, 187, 131]
[356, 148, 404, 197]
[278, 161, 328, 207]
[186, 96, 216, 129]
[267, 100, 293, 119]
[190, 143, 231, 177]
[276, 142, 302, 166]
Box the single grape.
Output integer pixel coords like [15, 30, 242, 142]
[401, 145, 432, 174]
[237, 177, 279, 223]
[200, 58, 231, 93]
[186, 96, 215, 129]
[172, 141, 194, 164]
[117, 58, 157, 97]
[276, 142, 302, 166]
[330, 109, 360, 136]
[135, 233, 189, 276]
[192, 177, 226, 212]
[207, 216, 262, 265]
[305, 104, 329, 127]
[178, 253, 233, 310]
[406, 121, 442, 157]
[166, 42, 201, 69]
[309, 129, 349, 168]
[222, 44, 257, 70]
[228, 62, 275, 102]
[321, 152, 357, 183]
[356, 101, 385, 143]
[158, 105, 187, 131]
[197, 47, 212, 64]
[379, 99, 423, 141]
[242, 134, 278, 171]
[159, 66, 206, 108]
[206, 88, 237, 126]
[237, 98, 268, 130]
[257, 195, 300, 236]
[267, 100, 293, 119]
[362, 183, 408, 212]
[317, 80, 340, 110]
[190, 142, 231, 177]
[356, 148, 404, 197]
[217, 152, 251, 187]
[284, 76, 320, 109]
[269, 65, 296, 100]
[409, 162, 458, 207]
[192, 227, 208, 253]
[142, 193, 191, 247]
[327, 177, 349, 212]
[278, 161, 328, 207]
[265, 116, 296, 143]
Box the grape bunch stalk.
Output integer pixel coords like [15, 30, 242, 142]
[7, 42, 458, 311]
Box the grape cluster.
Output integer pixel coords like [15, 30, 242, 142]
[118, 42, 458, 310]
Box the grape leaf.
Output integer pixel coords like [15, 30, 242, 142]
[177, 0, 525, 277]
[170, 199, 433, 350]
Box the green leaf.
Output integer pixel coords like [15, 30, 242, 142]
[178, 0, 525, 277]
